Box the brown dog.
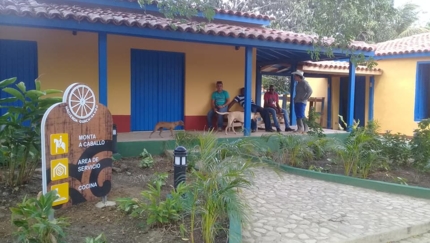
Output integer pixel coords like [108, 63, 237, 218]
[149, 120, 184, 138]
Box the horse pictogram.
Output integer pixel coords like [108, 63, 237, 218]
[50, 133, 69, 155]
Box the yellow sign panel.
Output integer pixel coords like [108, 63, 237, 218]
[50, 158, 69, 181]
[51, 183, 69, 206]
[50, 133, 69, 155]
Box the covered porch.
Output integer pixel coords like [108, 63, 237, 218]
[258, 60, 383, 130]
[0, 0, 375, 135]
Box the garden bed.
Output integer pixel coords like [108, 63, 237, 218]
[0, 156, 227, 243]
[304, 157, 430, 188]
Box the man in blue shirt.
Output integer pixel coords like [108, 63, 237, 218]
[228, 88, 274, 132]
[207, 81, 230, 131]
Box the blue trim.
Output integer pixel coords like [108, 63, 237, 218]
[414, 61, 430, 121]
[369, 76, 375, 121]
[375, 52, 430, 61]
[347, 61, 356, 131]
[289, 63, 297, 126]
[60, 0, 271, 26]
[354, 76, 366, 127]
[255, 67, 262, 106]
[244, 47, 253, 136]
[327, 77, 332, 129]
[0, 15, 374, 57]
[98, 32, 108, 106]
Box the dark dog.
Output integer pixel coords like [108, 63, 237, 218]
[149, 120, 184, 138]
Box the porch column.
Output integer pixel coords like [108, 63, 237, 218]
[289, 63, 297, 125]
[347, 61, 356, 131]
[244, 46, 253, 136]
[255, 65, 262, 106]
[327, 77, 332, 129]
[369, 76, 375, 121]
[98, 32, 108, 106]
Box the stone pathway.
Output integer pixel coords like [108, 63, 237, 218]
[241, 167, 430, 243]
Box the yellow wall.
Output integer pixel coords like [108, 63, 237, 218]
[374, 57, 430, 136]
[0, 26, 256, 116]
[0, 26, 99, 98]
[306, 78, 328, 127]
[259, 78, 329, 127]
[108, 34, 256, 115]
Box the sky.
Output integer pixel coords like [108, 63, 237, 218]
[394, 0, 430, 26]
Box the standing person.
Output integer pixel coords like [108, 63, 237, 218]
[228, 87, 274, 132]
[207, 81, 230, 131]
[291, 70, 313, 133]
[263, 85, 294, 132]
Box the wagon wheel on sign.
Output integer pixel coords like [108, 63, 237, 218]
[68, 84, 96, 120]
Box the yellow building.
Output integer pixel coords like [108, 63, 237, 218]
[274, 33, 429, 136]
[0, 0, 374, 134]
[373, 34, 430, 136]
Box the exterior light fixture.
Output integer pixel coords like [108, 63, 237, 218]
[173, 146, 187, 190]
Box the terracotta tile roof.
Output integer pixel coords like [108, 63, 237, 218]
[375, 32, 430, 56]
[0, 0, 374, 52]
[119, 0, 275, 20]
[303, 61, 382, 72]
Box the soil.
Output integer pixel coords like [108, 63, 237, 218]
[302, 155, 430, 188]
[0, 156, 226, 243]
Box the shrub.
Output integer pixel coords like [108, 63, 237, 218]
[379, 131, 411, 167]
[10, 190, 69, 243]
[411, 119, 430, 171]
[0, 77, 62, 186]
[117, 178, 189, 228]
[139, 148, 154, 168]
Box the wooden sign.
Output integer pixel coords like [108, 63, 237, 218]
[41, 83, 113, 209]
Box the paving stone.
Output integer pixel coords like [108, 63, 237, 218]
[241, 168, 430, 243]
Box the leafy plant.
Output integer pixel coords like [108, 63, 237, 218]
[10, 190, 69, 243]
[411, 119, 430, 171]
[0, 77, 62, 186]
[305, 107, 325, 137]
[335, 120, 387, 178]
[187, 134, 264, 243]
[117, 181, 188, 228]
[139, 148, 154, 168]
[266, 134, 314, 167]
[392, 176, 409, 186]
[85, 233, 107, 243]
[379, 131, 411, 167]
[150, 172, 169, 187]
[175, 131, 198, 148]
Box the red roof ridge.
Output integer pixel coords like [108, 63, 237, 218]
[375, 32, 430, 56]
[0, 0, 374, 52]
[303, 61, 382, 72]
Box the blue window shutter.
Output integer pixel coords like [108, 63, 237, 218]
[0, 39, 38, 116]
[414, 64, 427, 121]
[130, 49, 185, 131]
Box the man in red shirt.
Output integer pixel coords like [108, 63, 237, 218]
[263, 85, 294, 132]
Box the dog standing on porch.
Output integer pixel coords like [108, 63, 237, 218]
[149, 120, 184, 138]
[215, 111, 260, 135]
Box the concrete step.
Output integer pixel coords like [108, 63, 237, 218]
[390, 231, 430, 243]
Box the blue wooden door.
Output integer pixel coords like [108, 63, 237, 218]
[130, 49, 185, 131]
[339, 76, 366, 128]
[0, 39, 38, 116]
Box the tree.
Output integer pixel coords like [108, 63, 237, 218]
[136, 0, 417, 66]
[397, 26, 430, 38]
[262, 76, 290, 95]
